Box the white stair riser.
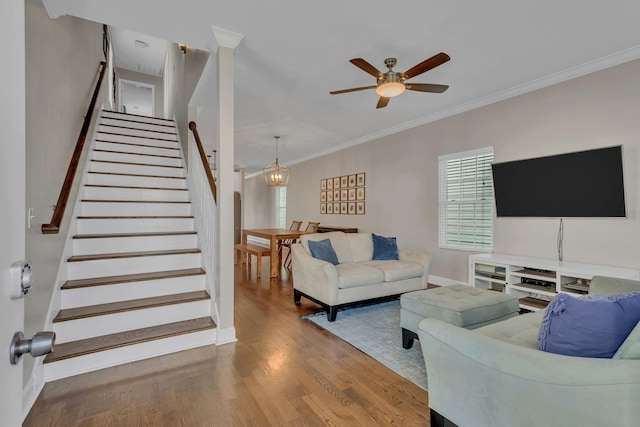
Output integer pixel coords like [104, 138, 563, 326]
[84, 186, 189, 202]
[80, 201, 191, 216]
[77, 217, 194, 234]
[61, 274, 205, 309]
[43, 328, 216, 382]
[67, 252, 201, 280]
[90, 160, 185, 177]
[101, 112, 175, 127]
[95, 140, 180, 157]
[95, 132, 178, 148]
[73, 234, 198, 255]
[99, 124, 176, 140]
[92, 151, 183, 168]
[86, 173, 186, 189]
[100, 118, 175, 134]
[53, 300, 210, 343]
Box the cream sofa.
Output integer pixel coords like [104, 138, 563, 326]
[291, 232, 431, 321]
[418, 276, 640, 427]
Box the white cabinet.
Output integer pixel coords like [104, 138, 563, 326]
[469, 253, 640, 312]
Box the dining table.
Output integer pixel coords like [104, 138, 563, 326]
[242, 228, 309, 278]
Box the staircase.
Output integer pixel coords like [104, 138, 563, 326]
[43, 111, 216, 381]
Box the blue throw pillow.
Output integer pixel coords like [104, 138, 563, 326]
[308, 239, 339, 265]
[372, 233, 399, 260]
[538, 292, 640, 358]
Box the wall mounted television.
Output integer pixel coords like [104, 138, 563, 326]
[492, 145, 626, 217]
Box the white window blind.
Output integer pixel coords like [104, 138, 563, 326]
[438, 147, 494, 251]
[276, 187, 287, 228]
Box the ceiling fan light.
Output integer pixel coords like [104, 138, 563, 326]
[376, 82, 405, 97]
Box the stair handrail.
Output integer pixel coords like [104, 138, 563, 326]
[42, 61, 108, 234]
[188, 121, 217, 203]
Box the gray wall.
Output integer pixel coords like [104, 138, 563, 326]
[244, 176, 277, 229]
[25, 0, 106, 382]
[278, 58, 640, 283]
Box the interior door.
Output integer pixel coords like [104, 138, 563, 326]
[1, 0, 26, 424]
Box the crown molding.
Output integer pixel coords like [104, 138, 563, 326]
[208, 26, 245, 54]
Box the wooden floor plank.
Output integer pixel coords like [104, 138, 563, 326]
[25, 263, 430, 426]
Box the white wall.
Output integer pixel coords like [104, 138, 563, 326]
[25, 0, 105, 384]
[283, 58, 640, 283]
[115, 68, 163, 116]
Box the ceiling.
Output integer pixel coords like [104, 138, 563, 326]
[43, 0, 640, 175]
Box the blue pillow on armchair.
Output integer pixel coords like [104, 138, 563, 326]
[372, 233, 399, 260]
[538, 292, 640, 358]
[308, 239, 339, 265]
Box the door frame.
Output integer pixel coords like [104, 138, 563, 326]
[118, 78, 155, 116]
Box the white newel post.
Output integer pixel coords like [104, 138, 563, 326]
[212, 27, 244, 344]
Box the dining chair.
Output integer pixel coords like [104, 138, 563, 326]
[279, 220, 302, 266]
[304, 221, 320, 232]
[284, 221, 320, 269]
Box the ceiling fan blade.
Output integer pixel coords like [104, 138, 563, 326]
[405, 83, 449, 93]
[403, 52, 450, 80]
[330, 86, 377, 95]
[350, 58, 384, 79]
[376, 97, 390, 109]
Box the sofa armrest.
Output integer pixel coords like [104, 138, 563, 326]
[418, 318, 640, 427]
[291, 243, 340, 305]
[589, 275, 640, 295]
[399, 249, 432, 287]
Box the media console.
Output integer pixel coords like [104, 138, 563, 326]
[469, 253, 640, 312]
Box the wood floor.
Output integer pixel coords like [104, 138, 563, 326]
[24, 262, 430, 426]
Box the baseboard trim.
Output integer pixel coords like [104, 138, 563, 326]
[216, 326, 237, 345]
[428, 275, 467, 287]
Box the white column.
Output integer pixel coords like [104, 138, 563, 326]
[211, 27, 244, 344]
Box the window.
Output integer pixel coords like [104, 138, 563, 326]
[438, 147, 494, 251]
[275, 187, 287, 228]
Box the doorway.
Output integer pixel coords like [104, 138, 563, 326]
[118, 79, 154, 116]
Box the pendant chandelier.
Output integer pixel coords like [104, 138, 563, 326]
[263, 136, 290, 187]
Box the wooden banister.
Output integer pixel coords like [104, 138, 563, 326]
[42, 61, 107, 234]
[188, 121, 217, 203]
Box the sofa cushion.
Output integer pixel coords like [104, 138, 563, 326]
[308, 239, 339, 265]
[538, 292, 640, 358]
[301, 232, 352, 264]
[359, 260, 423, 282]
[372, 233, 399, 260]
[335, 263, 385, 289]
[347, 233, 373, 263]
[476, 310, 545, 350]
[613, 321, 640, 360]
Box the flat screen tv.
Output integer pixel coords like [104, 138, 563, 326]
[492, 146, 626, 217]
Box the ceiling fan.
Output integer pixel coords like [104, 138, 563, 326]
[330, 52, 450, 108]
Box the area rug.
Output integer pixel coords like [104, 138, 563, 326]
[304, 300, 428, 390]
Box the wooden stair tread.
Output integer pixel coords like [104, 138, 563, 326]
[95, 139, 179, 150]
[88, 171, 185, 180]
[100, 117, 176, 129]
[68, 248, 200, 262]
[84, 184, 187, 191]
[61, 268, 205, 290]
[91, 159, 183, 169]
[53, 291, 210, 323]
[76, 215, 193, 219]
[80, 199, 190, 204]
[98, 131, 177, 142]
[73, 231, 196, 239]
[93, 148, 181, 160]
[103, 110, 174, 122]
[100, 124, 177, 136]
[44, 317, 215, 363]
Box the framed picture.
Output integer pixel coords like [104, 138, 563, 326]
[333, 189, 340, 201]
[333, 202, 340, 214]
[340, 202, 348, 214]
[327, 203, 333, 214]
[320, 203, 327, 214]
[348, 188, 356, 201]
[340, 189, 348, 201]
[321, 179, 327, 190]
[327, 178, 334, 190]
[333, 177, 340, 189]
[356, 201, 365, 215]
[348, 174, 356, 187]
[340, 176, 348, 188]
[356, 187, 365, 200]
[348, 202, 356, 214]
[321, 191, 327, 202]
[327, 190, 334, 202]
[356, 173, 366, 186]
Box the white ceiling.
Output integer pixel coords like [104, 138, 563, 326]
[43, 0, 640, 175]
[110, 27, 167, 77]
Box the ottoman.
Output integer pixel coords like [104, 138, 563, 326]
[401, 284, 519, 349]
